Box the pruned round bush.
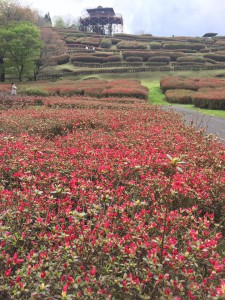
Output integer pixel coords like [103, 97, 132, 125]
[71, 55, 104, 63]
[193, 91, 225, 109]
[215, 40, 225, 46]
[204, 53, 225, 62]
[149, 42, 161, 49]
[100, 38, 112, 49]
[163, 43, 205, 51]
[92, 52, 114, 57]
[117, 41, 147, 50]
[148, 56, 170, 63]
[126, 56, 144, 62]
[176, 56, 205, 63]
[165, 89, 195, 104]
[160, 77, 199, 93]
[103, 55, 121, 63]
[101, 87, 148, 99]
[65, 37, 77, 44]
[76, 37, 101, 47]
[52, 54, 70, 65]
[111, 38, 121, 45]
[122, 51, 151, 61]
[200, 49, 211, 53]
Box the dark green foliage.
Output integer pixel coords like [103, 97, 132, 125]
[71, 55, 104, 63]
[117, 41, 147, 50]
[148, 56, 170, 63]
[204, 53, 225, 62]
[126, 56, 144, 62]
[149, 42, 161, 49]
[163, 43, 205, 51]
[52, 54, 70, 65]
[122, 51, 151, 61]
[100, 38, 112, 49]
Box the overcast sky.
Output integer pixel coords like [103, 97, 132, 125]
[21, 0, 225, 37]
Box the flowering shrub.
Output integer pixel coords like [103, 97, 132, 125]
[160, 77, 199, 93]
[193, 90, 225, 109]
[101, 87, 148, 99]
[165, 89, 196, 104]
[160, 76, 225, 93]
[9, 79, 148, 100]
[161, 76, 225, 109]
[0, 84, 225, 299]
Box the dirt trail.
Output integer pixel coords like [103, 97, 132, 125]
[163, 105, 225, 144]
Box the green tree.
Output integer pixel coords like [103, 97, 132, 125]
[1, 22, 43, 81]
[53, 16, 67, 28]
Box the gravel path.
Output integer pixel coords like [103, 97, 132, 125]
[163, 105, 225, 144]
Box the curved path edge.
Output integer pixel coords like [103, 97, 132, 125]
[162, 105, 225, 144]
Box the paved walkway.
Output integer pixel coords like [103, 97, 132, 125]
[163, 105, 225, 144]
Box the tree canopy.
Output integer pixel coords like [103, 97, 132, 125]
[0, 22, 43, 81]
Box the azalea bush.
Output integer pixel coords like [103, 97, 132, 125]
[193, 90, 225, 110]
[160, 76, 225, 92]
[160, 76, 225, 109]
[0, 85, 225, 299]
[165, 89, 196, 104]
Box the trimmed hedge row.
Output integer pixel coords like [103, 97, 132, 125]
[193, 91, 225, 110]
[163, 43, 205, 51]
[149, 42, 162, 49]
[162, 76, 225, 109]
[160, 77, 199, 93]
[204, 53, 225, 62]
[71, 55, 121, 63]
[148, 56, 170, 63]
[176, 56, 205, 63]
[122, 51, 154, 61]
[126, 56, 144, 62]
[76, 37, 101, 47]
[100, 38, 112, 49]
[165, 89, 196, 104]
[122, 51, 184, 62]
[101, 87, 148, 99]
[51, 54, 70, 65]
[117, 41, 147, 50]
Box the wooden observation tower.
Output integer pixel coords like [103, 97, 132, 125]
[79, 6, 123, 35]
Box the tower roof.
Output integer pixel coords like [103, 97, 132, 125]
[86, 7, 115, 17]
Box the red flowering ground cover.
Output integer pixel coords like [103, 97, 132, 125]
[0, 92, 225, 299]
[18, 79, 149, 99]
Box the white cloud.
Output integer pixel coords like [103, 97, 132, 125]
[21, 0, 225, 36]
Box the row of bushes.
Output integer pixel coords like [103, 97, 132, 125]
[71, 55, 121, 63]
[162, 42, 205, 51]
[165, 88, 225, 109]
[193, 91, 225, 109]
[117, 41, 148, 50]
[160, 76, 225, 93]
[122, 51, 184, 61]
[53, 53, 225, 67]
[17, 79, 149, 99]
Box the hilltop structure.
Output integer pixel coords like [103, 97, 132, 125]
[79, 6, 123, 35]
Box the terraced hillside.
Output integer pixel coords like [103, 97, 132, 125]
[49, 28, 225, 73]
